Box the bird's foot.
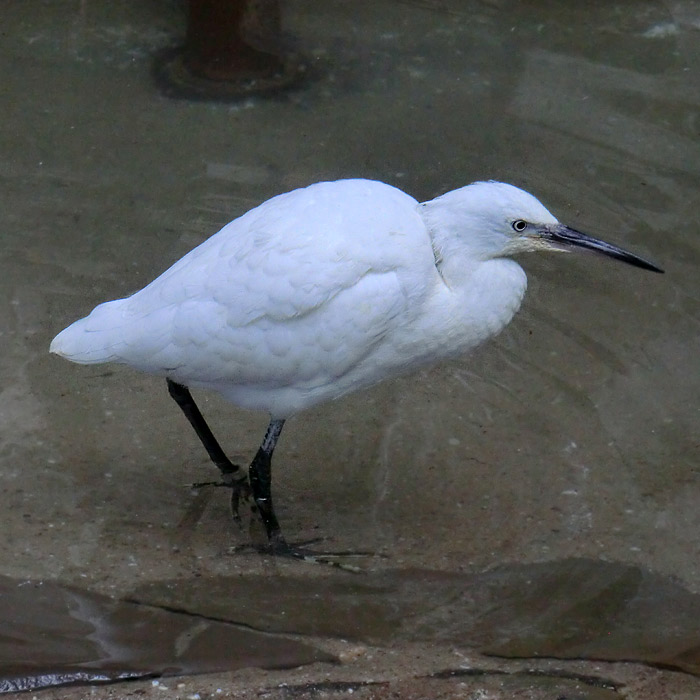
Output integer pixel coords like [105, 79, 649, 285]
[226, 474, 253, 525]
[230, 533, 381, 571]
[191, 479, 382, 570]
[190, 472, 252, 525]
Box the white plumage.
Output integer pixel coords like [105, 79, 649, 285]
[50, 178, 661, 555]
[50, 180, 531, 416]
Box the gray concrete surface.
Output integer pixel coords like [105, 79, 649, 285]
[1, 1, 698, 698]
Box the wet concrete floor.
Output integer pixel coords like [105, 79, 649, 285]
[1, 0, 699, 697]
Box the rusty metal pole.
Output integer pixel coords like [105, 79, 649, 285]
[154, 0, 305, 100]
[184, 0, 282, 80]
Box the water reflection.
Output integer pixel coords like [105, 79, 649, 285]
[0, 575, 331, 693]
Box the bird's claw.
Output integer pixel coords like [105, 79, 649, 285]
[229, 536, 382, 571]
[189, 479, 229, 489]
[189, 473, 252, 526]
[227, 475, 252, 525]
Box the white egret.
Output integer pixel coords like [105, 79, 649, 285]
[50, 179, 662, 556]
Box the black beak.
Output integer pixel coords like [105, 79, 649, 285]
[539, 224, 664, 273]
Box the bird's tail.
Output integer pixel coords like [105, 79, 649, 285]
[50, 298, 129, 365]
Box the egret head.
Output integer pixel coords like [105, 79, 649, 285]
[422, 181, 663, 273]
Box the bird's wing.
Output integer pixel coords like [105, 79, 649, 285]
[115, 180, 436, 387]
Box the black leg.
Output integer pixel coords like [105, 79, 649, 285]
[166, 379, 291, 553]
[248, 422, 375, 566]
[249, 418, 288, 552]
[166, 378, 240, 477]
[167, 383, 373, 565]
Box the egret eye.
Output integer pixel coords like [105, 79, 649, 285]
[512, 220, 528, 232]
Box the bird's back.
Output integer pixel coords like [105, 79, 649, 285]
[51, 179, 439, 414]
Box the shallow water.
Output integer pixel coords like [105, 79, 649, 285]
[0, 574, 331, 693]
[1, 1, 699, 697]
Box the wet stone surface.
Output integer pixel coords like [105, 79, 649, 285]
[1, 0, 699, 698]
[3, 559, 700, 695]
[132, 558, 700, 675]
[0, 575, 333, 694]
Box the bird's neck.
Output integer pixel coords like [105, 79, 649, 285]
[432, 248, 481, 289]
[421, 201, 504, 287]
